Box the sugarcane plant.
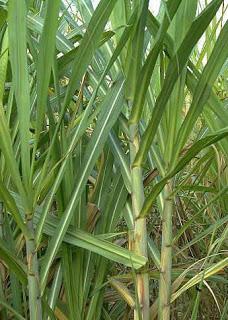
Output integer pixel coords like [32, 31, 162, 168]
[0, 0, 227, 319]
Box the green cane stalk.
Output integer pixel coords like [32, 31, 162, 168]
[158, 183, 173, 320]
[129, 123, 149, 320]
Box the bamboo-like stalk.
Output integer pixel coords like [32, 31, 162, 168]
[129, 123, 149, 320]
[26, 216, 42, 320]
[158, 183, 173, 320]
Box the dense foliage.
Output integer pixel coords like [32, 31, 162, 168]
[0, 0, 227, 319]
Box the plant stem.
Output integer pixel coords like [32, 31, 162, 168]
[129, 123, 149, 320]
[26, 217, 42, 320]
[159, 183, 173, 320]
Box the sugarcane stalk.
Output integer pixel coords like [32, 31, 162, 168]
[26, 215, 42, 320]
[159, 183, 173, 320]
[129, 123, 149, 320]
